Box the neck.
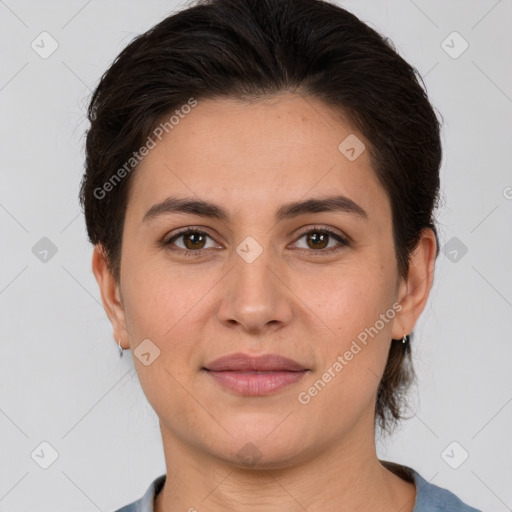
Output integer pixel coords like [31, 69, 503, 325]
[154, 414, 415, 512]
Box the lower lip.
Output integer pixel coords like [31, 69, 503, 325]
[205, 370, 308, 396]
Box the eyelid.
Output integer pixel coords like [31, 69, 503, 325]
[164, 226, 221, 249]
[163, 224, 351, 254]
[292, 224, 351, 245]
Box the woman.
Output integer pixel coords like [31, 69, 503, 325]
[80, 0, 481, 510]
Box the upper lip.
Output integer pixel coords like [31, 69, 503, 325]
[204, 353, 308, 372]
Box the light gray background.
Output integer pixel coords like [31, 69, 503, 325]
[1, 0, 511, 511]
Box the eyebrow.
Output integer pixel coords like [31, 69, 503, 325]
[142, 194, 368, 224]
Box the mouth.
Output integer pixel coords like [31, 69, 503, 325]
[202, 353, 309, 396]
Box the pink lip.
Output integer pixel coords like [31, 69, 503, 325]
[204, 353, 307, 372]
[203, 353, 309, 396]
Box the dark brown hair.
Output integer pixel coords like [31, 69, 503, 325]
[79, 0, 442, 435]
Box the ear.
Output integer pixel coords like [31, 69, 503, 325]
[391, 228, 437, 340]
[91, 245, 130, 350]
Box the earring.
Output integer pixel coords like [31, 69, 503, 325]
[402, 334, 408, 344]
[118, 339, 124, 357]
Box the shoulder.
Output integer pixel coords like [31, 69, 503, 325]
[111, 474, 166, 512]
[381, 460, 481, 511]
[381, 461, 481, 512]
[411, 469, 481, 512]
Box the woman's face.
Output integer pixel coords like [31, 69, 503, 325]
[95, 93, 432, 468]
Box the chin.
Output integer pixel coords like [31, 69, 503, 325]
[202, 428, 314, 470]
[222, 443, 310, 471]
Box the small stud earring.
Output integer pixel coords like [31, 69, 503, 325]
[118, 339, 123, 357]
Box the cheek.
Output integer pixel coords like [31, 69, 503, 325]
[296, 302, 393, 435]
[295, 264, 396, 407]
[296, 256, 396, 339]
[120, 263, 206, 428]
[121, 252, 204, 339]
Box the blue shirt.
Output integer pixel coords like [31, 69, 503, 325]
[113, 463, 481, 512]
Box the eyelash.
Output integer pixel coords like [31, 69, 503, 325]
[163, 226, 350, 258]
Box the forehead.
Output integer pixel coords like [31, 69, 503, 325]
[126, 93, 390, 225]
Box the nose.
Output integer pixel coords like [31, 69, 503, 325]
[216, 240, 294, 335]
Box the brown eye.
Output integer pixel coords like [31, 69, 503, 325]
[165, 229, 218, 253]
[182, 231, 207, 250]
[305, 231, 330, 250]
[292, 227, 349, 255]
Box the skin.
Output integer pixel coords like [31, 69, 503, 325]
[92, 93, 436, 512]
